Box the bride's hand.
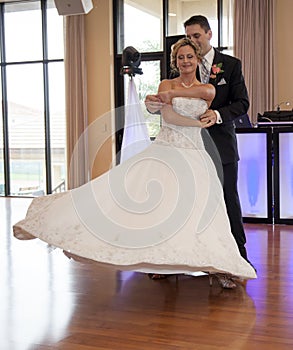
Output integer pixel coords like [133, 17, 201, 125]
[145, 94, 165, 113]
[199, 120, 208, 128]
[157, 90, 173, 104]
[161, 104, 172, 112]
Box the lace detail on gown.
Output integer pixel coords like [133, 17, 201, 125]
[154, 97, 208, 149]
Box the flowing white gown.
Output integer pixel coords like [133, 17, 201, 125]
[13, 97, 256, 280]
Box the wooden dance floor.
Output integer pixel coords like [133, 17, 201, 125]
[1, 197, 293, 349]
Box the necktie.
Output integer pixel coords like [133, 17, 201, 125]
[201, 58, 210, 84]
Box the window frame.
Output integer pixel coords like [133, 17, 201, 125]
[0, 0, 64, 196]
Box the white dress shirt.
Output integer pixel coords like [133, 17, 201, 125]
[200, 48, 222, 124]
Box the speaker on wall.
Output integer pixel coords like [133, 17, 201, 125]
[54, 0, 93, 16]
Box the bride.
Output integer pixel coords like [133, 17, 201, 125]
[13, 38, 256, 289]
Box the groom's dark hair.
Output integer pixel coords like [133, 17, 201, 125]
[184, 15, 211, 33]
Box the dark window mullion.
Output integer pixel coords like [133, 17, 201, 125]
[113, 0, 125, 160]
[217, 0, 222, 49]
[41, 0, 52, 194]
[162, 0, 168, 79]
[217, 0, 228, 52]
[0, 3, 10, 196]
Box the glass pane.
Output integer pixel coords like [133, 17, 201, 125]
[167, 0, 218, 48]
[0, 70, 3, 196]
[279, 133, 293, 219]
[222, 0, 234, 55]
[6, 64, 46, 196]
[48, 62, 66, 192]
[124, 60, 161, 138]
[237, 133, 268, 218]
[47, 1, 64, 59]
[4, 1, 42, 62]
[122, 0, 163, 53]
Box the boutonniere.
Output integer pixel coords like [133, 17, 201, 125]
[210, 63, 224, 79]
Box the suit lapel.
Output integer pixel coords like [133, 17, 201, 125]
[210, 50, 224, 85]
[212, 49, 222, 64]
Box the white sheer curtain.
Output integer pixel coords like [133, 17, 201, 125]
[64, 15, 89, 189]
[234, 0, 276, 125]
[120, 78, 151, 163]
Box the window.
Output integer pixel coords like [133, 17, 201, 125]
[0, 0, 65, 196]
[167, 0, 234, 54]
[122, 1, 163, 53]
[114, 0, 166, 146]
[167, 0, 218, 48]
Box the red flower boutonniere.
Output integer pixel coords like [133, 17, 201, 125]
[210, 63, 224, 79]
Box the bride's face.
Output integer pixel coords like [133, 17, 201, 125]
[176, 45, 198, 74]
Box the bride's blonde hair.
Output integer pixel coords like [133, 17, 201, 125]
[170, 37, 202, 74]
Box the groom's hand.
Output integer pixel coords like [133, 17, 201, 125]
[200, 109, 216, 128]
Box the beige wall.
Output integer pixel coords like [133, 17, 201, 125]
[276, 0, 293, 105]
[85, 0, 115, 179]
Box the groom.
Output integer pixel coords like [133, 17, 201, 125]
[184, 15, 252, 265]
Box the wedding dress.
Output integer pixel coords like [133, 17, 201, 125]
[13, 97, 256, 280]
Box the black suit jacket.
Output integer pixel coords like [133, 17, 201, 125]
[202, 49, 249, 164]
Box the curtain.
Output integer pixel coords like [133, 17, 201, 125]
[64, 15, 89, 189]
[234, 0, 276, 125]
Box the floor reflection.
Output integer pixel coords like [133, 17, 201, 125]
[114, 270, 256, 347]
[1, 198, 74, 349]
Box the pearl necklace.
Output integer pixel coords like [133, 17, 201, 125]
[180, 79, 196, 88]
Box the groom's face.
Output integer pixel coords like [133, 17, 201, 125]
[185, 24, 212, 56]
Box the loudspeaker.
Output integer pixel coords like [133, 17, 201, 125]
[54, 0, 93, 16]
